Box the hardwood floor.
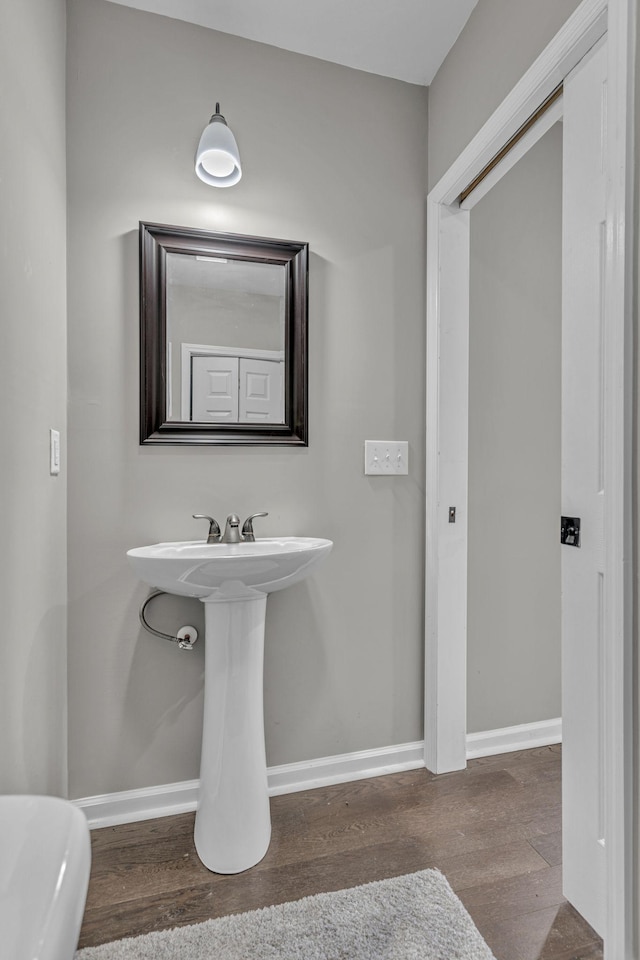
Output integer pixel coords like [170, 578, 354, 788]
[79, 744, 602, 960]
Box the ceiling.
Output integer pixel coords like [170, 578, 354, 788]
[106, 0, 478, 86]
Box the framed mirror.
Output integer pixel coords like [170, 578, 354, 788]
[139, 222, 308, 445]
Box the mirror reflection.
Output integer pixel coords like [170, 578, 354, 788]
[166, 254, 286, 423]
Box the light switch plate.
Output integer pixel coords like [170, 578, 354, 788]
[50, 429, 61, 476]
[364, 440, 409, 475]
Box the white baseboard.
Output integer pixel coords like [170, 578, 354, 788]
[74, 721, 562, 829]
[75, 778, 201, 829]
[466, 717, 562, 760]
[74, 741, 425, 829]
[267, 741, 424, 797]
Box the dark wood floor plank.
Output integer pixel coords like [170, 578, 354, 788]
[458, 863, 564, 923]
[540, 941, 604, 960]
[439, 839, 549, 892]
[473, 904, 562, 960]
[89, 812, 194, 855]
[79, 745, 602, 960]
[537, 902, 601, 959]
[528, 830, 563, 866]
[474, 901, 601, 960]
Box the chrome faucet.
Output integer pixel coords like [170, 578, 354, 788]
[193, 512, 268, 544]
[222, 514, 242, 543]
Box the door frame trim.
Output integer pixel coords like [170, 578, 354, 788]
[424, 0, 635, 954]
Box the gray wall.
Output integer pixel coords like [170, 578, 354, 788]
[428, 0, 581, 189]
[0, 0, 68, 794]
[66, 0, 428, 798]
[468, 124, 562, 732]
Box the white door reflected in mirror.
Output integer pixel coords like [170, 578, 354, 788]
[186, 348, 284, 423]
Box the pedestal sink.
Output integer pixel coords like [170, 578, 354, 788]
[127, 536, 332, 874]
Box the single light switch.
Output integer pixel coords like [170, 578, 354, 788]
[364, 441, 409, 475]
[50, 429, 61, 476]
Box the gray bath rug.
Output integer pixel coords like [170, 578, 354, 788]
[75, 868, 495, 959]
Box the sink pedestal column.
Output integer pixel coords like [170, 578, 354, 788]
[194, 594, 271, 874]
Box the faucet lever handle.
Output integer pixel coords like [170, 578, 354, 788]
[192, 515, 221, 543]
[241, 512, 268, 542]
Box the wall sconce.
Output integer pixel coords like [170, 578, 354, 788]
[194, 102, 242, 187]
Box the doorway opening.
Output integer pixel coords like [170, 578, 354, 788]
[466, 120, 562, 753]
[423, 2, 634, 956]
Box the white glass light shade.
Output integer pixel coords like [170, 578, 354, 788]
[195, 117, 242, 187]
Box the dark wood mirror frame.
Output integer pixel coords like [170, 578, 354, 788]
[139, 221, 308, 445]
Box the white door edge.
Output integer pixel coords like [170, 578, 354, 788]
[599, 0, 635, 955]
[424, 0, 635, 954]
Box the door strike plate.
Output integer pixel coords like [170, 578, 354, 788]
[561, 516, 581, 547]
[449, 506, 456, 523]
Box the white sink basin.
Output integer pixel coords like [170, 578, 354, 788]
[0, 795, 91, 960]
[127, 537, 333, 599]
